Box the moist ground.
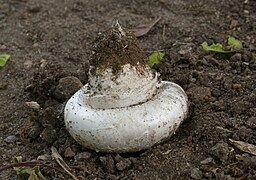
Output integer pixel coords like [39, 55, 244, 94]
[0, 0, 255, 179]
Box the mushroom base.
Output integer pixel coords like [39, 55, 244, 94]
[64, 81, 188, 153]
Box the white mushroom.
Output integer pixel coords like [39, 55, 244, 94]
[64, 24, 188, 153]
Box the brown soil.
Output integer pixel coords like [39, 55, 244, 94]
[91, 25, 148, 75]
[0, 0, 255, 179]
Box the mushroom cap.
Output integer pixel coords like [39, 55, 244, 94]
[64, 81, 188, 153]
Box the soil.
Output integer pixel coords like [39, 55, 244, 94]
[0, 0, 255, 179]
[91, 25, 148, 75]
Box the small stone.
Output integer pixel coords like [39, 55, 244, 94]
[116, 159, 132, 171]
[25, 101, 40, 111]
[33, 43, 39, 48]
[99, 155, 115, 173]
[40, 128, 57, 144]
[190, 168, 203, 179]
[53, 76, 83, 102]
[245, 117, 256, 129]
[27, 5, 42, 13]
[37, 154, 51, 161]
[64, 147, 76, 157]
[200, 157, 216, 172]
[24, 60, 33, 69]
[229, 20, 239, 29]
[74, 151, 92, 161]
[244, 10, 249, 14]
[230, 53, 242, 62]
[4, 135, 18, 143]
[241, 156, 256, 170]
[40, 59, 47, 68]
[27, 121, 43, 139]
[114, 154, 123, 163]
[40, 104, 63, 127]
[237, 126, 252, 140]
[232, 83, 242, 89]
[211, 142, 230, 162]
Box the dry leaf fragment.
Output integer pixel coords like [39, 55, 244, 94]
[51, 146, 79, 180]
[229, 139, 256, 156]
[131, 17, 161, 37]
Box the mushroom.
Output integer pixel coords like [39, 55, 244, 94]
[64, 23, 188, 153]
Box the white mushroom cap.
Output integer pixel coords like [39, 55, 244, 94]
[64, 24, 188, 152]
[65, 81, 187, 152]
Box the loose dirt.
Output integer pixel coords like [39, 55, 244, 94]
[0, 0, 255, 179]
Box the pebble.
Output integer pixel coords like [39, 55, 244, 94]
[74, 151, 92, 161]
[114, 154, 123, 163]
[4, 135, 18, 143]
[190, 168, 203, 179]
[64, 147, 76, 157]
[230, 53, 242, 62]
[241, 156, 256, 170]
[40, 128, 57, 144]
[40, 59, 47, 68]
[116, 159, 132, 171]
[99, 155, 115, 173]
[25, 101, 40, 111]
[211, 141, 229, 162]
[53, 76, 83, 102]
[37, 154, 51, 161]
[23, 60, 33, 69]
[200, 157, 216, 172]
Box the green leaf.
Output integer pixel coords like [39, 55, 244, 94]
[13, 156, 46, 180]
[201, 42, 229, 53]
[228, 36, 242, 50]
[0, 54, 10, 67]
[148, 51, 165, 67]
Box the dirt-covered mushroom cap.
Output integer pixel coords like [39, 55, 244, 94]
[64, 23, 188, 153]
[87, 23, 158, 109]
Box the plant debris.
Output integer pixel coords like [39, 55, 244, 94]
[51, 146, 80, 180]
[148, 51, 165, 67]
[229, 139, 256, 156]
[13, 156, 46, 180]
[228, 36, 243, 50]
[201, 42, 228, 53]
[0, 53, 10, 67]
[131, 17, 161, 37]
[201, 36, 243, 54]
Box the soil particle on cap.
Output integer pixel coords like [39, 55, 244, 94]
[90, 24, 148, 75]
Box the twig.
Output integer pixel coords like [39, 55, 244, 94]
[51, 146, 80, 180]
[0, 160, 65, 174]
